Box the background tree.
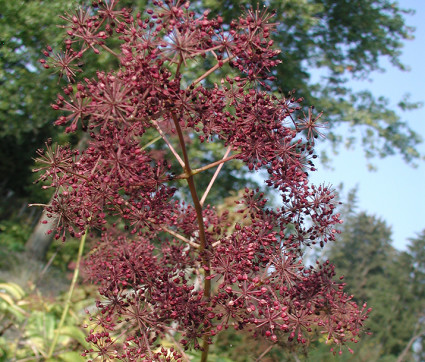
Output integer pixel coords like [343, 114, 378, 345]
[0, 0, 74, 212]
[1, 0, 422, 261]
[398, 229, 425, 362]
[0, 0, 422, 359]
[324, 211, 425, 361]
[0, 0, 421, 215]
[0, 0, 252, 261]
[201, 0, 423, 166]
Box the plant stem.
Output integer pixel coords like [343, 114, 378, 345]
[255, 345, 274, 361]
[191, 56, 234, 86]
[141, 134, 162, 150]
[100, 43, 119, 58]
[174, 152, 240, 180]
[151, 119, 185, 167]
[160, 225, 200, 248]
[200, 146, 232, 206]
[47, 229, 88, 359]
[170, 113, 211, 361]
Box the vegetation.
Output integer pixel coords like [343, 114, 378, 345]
[322, 210, 425, 361]
[0, 0, 421, 219]
[0, 0, 423, 361]
[31, 0, 372, 359]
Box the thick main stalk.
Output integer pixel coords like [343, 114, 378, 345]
[170, 113, 211, 361]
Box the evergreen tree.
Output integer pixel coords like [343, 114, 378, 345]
[326, 213, 424, 361]
[399, 230, 425, 361]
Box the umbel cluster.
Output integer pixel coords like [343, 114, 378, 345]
[35, 0, 370, 360]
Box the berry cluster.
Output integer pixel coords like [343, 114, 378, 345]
[36, 0, 370, 360]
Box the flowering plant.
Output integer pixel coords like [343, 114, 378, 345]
[35, 0, 370, 360]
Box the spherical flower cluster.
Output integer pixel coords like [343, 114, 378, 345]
[36, 0, 370, 360]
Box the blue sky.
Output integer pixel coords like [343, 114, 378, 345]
[309, 0, 425, 250]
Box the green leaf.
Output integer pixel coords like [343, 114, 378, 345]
[57, 351, 86, 362]
[57, 325, 90, 349]
[0, 282, 25, 299]
[0, 293, 27, 320]
[25, 311, 57, 353]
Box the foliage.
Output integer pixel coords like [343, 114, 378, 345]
[34, 1, 371, 360]
[46, 237, 86, 273]
[404, 230, 425, 361]
[0, 0, 69, 202]
[0, 219, 31, 253]
[0, 280, 93, 361]
[325, 212, 425, 361]
[0, 0, 422, 268]
[0, 0, 422, 214]
[0, 218, 32, 270]
[201, 0, 423, 166]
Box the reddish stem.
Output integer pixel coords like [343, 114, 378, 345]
[191, 56, 234, 86]
[174, 152, 240, 180]
[200, 146, 232, 206]
[170, 112, 211, 362]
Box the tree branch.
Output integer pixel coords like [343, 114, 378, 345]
[397, 322, 425, 362]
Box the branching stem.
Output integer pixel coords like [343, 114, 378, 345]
[160, 225, 200, 249]
[151, 119, 185, 168]
[170, 112, 211, 362]
[191, 56, 234, 86]
[255, 345, 274, 361]
[100, 43, 119, 58]
[141, 135, 162, 150]
[174, 152, 240, 180]
[200, 146, 232, 206]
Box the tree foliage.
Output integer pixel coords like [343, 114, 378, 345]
[0, 0, 422, 210]
[326, 211, 425, 361]
[0, 0, 69, 201]
[201, 0, 423, 165]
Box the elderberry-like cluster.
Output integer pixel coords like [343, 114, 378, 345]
[35, 0, 370, 360]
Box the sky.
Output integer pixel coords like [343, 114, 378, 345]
[309, 0, 425, 250]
